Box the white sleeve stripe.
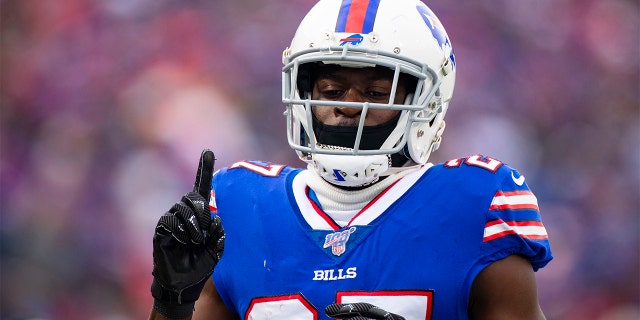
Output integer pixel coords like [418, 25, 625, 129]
[484, 220, 548, 241]
[491, 194, 539, 207]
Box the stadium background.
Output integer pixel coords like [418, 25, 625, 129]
[1, 0, 638, 319]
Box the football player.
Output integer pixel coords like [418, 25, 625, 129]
[148, 0, 553, 319]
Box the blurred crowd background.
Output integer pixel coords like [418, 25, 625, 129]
[1, 0, 638, 319]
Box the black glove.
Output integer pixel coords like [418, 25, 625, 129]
[325, 303, 406, 320]
[151, 149, 225, 319]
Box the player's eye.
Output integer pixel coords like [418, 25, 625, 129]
[366, 89, 391, 101]
[320, 89, 345, 99]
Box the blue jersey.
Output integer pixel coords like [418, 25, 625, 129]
[210, 155, 552, 319]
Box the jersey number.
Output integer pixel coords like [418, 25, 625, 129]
[229, 161, 285, 177]
[245, 290, 434, 320]
[445, 155, 503, 173]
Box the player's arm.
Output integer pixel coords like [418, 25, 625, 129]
[468, 254, 546, 320]
[192, 278, 239, 320]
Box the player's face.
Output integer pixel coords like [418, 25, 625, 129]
[311, 66, 406, 127]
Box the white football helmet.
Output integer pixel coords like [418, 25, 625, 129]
[282, 0, 456, 187]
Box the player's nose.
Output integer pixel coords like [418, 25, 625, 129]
[335, 89, 363, 117]
[343, 88, 365, 103]
[335, 106, 361, 118]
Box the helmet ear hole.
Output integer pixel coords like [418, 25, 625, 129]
[429, 116, 436, 127]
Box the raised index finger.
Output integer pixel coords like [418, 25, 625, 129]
[193, 149, 216, 202]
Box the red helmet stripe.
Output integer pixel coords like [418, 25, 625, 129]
[336, 0, 381, 34]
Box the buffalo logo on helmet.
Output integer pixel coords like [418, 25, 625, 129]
[339, 34, 365, 46]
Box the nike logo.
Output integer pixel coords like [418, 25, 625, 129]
[511, 172, 525, 186]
